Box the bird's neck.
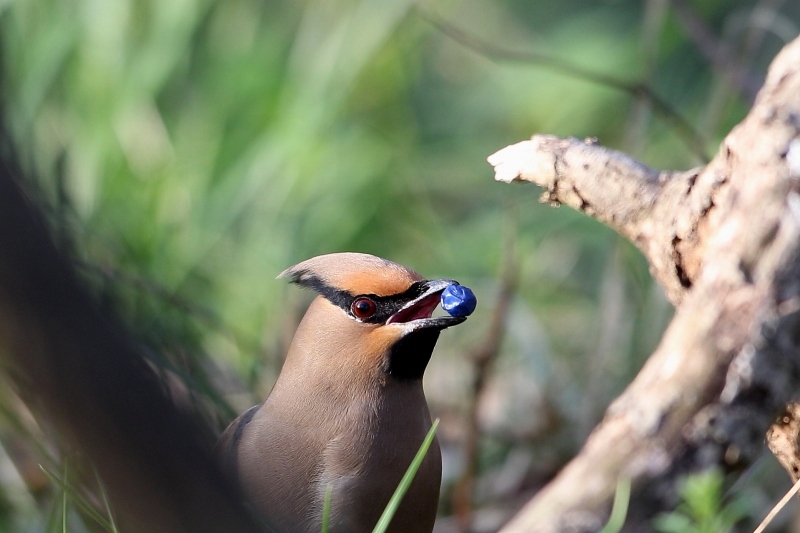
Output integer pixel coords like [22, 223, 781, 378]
[279, 302, 386, 392]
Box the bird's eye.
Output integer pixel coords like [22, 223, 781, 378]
[351, 297, 377, 319]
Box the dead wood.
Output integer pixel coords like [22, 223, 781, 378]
[489, 35, 800, 532]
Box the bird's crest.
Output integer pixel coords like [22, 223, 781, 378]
[279, 253, 423, 297]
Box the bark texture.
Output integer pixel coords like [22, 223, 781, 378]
[489, 35, 800, 532]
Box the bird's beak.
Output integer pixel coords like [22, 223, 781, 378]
[387, 279, 467, 331]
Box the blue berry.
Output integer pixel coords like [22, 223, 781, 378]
[441, 284, 477, 317]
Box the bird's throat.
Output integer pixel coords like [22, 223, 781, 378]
[386, 328, 441, 380]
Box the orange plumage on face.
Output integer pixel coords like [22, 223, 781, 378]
[278, 252, 466, 380]
[278, 252, 423, 297]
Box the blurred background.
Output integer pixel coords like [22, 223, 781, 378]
[0, 0, 798, 531]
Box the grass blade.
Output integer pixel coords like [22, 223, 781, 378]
[599, 477, 631, 533]
[372, 419, 439, 533]
[754, 475, 800, 533]
[61, 461, 67, 533]
[321, 483, 333, 533]
[95, 468, 119, 533]
[39, 464, 116, 532]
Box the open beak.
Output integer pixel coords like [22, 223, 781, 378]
[387, 279, 467, 331]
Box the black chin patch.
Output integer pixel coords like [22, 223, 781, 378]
[386, 328, 441, 381]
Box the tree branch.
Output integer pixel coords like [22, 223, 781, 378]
[489, 35, 800, 531]
[489, 135, 704, 305]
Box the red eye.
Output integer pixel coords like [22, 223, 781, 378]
[351, 297, 377, 319]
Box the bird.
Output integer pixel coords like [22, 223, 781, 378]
[217, 252, 469, 533]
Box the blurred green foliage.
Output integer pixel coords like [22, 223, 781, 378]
[0, 0, 798, 530]
[654, 470, 749, 533]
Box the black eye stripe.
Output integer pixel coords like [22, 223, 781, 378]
[348, 281, 428, 323]
[292, 275, 428, 323]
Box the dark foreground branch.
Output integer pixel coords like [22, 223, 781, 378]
[490, 35, 800, 532]
[0, 150, 261, 531]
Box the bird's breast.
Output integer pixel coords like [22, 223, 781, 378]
[315, 383, 441, 533]
[236, 375, 440, 533]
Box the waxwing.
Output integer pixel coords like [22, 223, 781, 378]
[217, 253, 468, 533]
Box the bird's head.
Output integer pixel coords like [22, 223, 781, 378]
[278, 253, 467, 381]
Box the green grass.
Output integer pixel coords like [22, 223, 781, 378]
[39, 464, 118, 533]
[653, 470, 748, 533]
[372, 420, 439, 533]
[321, 483, 333, 533]
[599, 477, 630, 533]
